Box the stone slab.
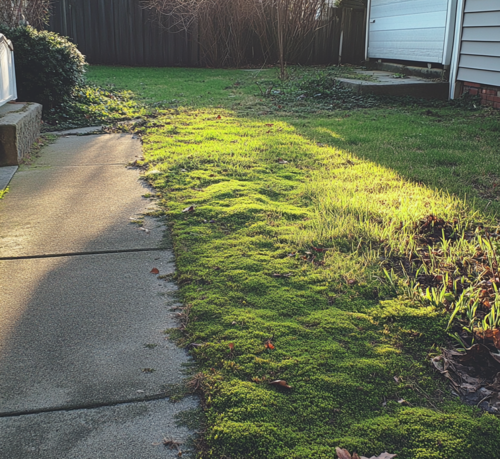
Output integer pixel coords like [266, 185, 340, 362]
[0, 135, 161, 257]
[0, 397, 198, 459]
[0, 165, 17, 190]
[0, 102, 42, 166]
[337, 70, 449, 99]
[0, 251, 189, 414]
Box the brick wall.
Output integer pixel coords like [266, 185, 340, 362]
[462, 82, 500, 109]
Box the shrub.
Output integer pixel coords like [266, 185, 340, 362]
[0, 26, 86, 108]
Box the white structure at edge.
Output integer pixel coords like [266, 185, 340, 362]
[0, 33, 17, 107]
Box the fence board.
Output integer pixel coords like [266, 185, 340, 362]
[48, 0, 366, 67]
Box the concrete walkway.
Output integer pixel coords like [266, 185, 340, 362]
[0, 134, 198, 458]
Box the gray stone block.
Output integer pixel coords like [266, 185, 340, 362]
[0, 102, 42, 166]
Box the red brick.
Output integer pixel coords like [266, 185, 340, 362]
[481, 98, 493, 106]
[468, 88, 479, 95]
[484, 89, 497, 95]
[486, 95, 500, 103]
[465, 82, 481, 88]
[494, 102, 500, 110]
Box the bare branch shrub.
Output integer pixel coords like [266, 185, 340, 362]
[0, 0, 52, 29]
[142, 0, 330, 69]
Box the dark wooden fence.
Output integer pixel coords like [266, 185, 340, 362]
[49, 0, 366, 67]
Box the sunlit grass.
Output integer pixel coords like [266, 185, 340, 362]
[87, 66, 500, 458]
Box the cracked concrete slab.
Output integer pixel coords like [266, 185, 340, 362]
[0, 397, 199, 459]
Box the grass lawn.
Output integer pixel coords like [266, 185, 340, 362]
[88, 66, 500, 459]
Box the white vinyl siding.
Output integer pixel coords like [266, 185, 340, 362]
[367, 0, 457, 64]
[457, 0, 500, 86]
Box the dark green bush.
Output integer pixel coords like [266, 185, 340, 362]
[0, 26, 86, 108]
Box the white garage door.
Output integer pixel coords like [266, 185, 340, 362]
[367, 0, 457, 65]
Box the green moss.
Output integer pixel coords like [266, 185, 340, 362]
[87, 66, 500, 458]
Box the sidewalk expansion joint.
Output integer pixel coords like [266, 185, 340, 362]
[0, 248, 165, 261]
[0, 393, 170, 418]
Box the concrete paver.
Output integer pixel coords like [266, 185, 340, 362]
[0, 397, 198, 459]
[0, 134, 198, 457]
[0, 251, 185, 414]
[0, 135, 162, 258]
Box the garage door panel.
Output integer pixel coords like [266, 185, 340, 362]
[370, 28, 446, 43]
[371, 0, 447, 19]
[370, 11, 448, 31]
[368, 46, 443, 62]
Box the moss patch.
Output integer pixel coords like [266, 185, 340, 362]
[138, 105, 500, 458]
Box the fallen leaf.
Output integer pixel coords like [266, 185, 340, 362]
[269, 380, 292, 389]
[216, 115, 222, 119]
[182, 205, 195, 213]
[278, 159, 288, 164]
[335, 448, 397, 459]
[485, 329, 500, 349]
[312, 247, 326, 253]
[150, 268, 160, 274]
[228, 343, 234, 350]
[162, 438, 182, 450]
[265, 341, 275, 350]
[347, 279, 357, 285]
[265, 123, 274, 127]
[336, 448, 352, 459]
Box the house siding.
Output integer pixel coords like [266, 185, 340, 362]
[457, 0, 500, 89]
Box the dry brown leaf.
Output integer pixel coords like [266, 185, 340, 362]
[150, 268, 160, 274]
[182, 205, 195, 213]
[216, 115, 222, 119]
[336, 448, 352, 459]
[269, 379, 292, 389]
[336, 448, 397, 459]
[265, 341, 275, 350]
[228, 342, 234, 350]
